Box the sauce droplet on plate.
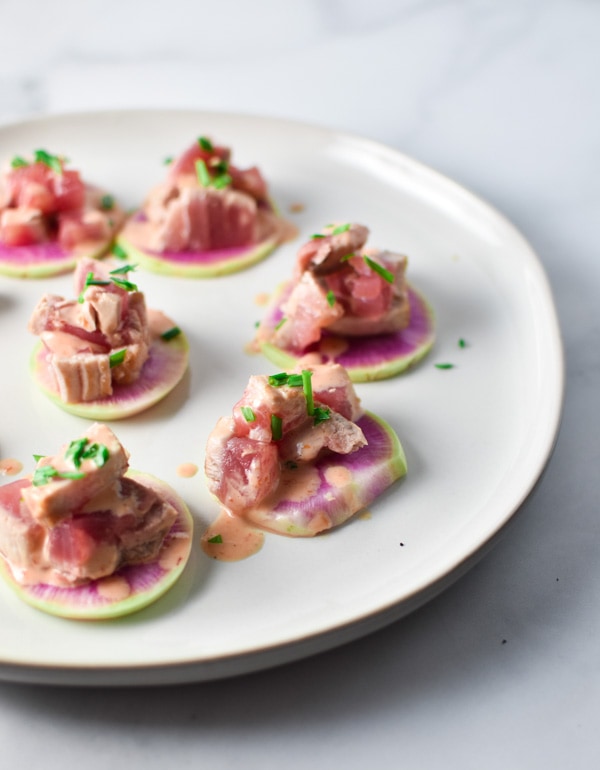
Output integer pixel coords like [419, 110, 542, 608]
[0, 458, 23, 476]
[201, 509, 264, 562]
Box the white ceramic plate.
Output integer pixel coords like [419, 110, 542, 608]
[0, 110, 563, 685]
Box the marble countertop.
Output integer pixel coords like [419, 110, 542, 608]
[0, 1, 598, 767]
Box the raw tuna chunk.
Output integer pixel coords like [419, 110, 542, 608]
[0, 425, 178, 585]
[205, 363, 366, 512]
[0, 153, 123, 253]
[29, 258, 151, 402]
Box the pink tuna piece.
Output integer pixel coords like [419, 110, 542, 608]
[260, 225, 411, 347]
[205, 417, 280, 511]
[278, 410, 366, 463]
[308, 362, 363, 421]
[143, 183, 257, 253]
[294, 223, 370, 277]
[0, 479, 46, 569]
[22, 423, 130, 526]
[205, 363, 366, 512]
[2, 161, 85, 217]
[232, 374, 316, 442]
[0, 207, 48, 246]
[267, 271, 344, 352]
[45, 476, 177, 582]
[29, 259, 151, 401]
[0, 432, 178, 585]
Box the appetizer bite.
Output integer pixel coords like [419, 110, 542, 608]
[254, 223, 435, 381]
[29, 257, 189, 419]
[116, 135, 289, 277]
[205, 362, 406, 537]
[0, 423, 193, 619]
[0, 149, 125, 278]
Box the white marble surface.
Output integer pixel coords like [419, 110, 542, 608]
[0, 0, 598, 767]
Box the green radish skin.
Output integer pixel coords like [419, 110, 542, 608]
[0, 471, 194, 620]
[30, 316, 189, 420]
[115, 230, 281, 279]
[245, 411, 407, 537]
[256, 283, 436, 383]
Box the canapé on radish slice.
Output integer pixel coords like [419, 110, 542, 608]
[28, 257, 189, 419]
[116, 135, 292, 277]
[0, 149, 125, 278]
[254, 223, 435, 381]
[204, 362, 407, 540]
[0, 424, 193, 620]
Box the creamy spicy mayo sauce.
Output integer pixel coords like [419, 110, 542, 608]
[0, 458, 23, 476]
[176, 462, 198, 478]
[201, 509, 264, 562]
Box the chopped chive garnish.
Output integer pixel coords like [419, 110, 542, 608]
[435, 363, 454, 370]
[111, 277, 138, 292]
[331, 223, 351, 235]
[112, 243, 128, 260]
[81, 442, 109, 467]
[210, 159, 229, 174]
[84, 271, 110, 288]
[207, 534, 223, 544]
[270, 414, 283, 441]
[32, 465, 85, 487]
[32, 466, 58, 486]
[313, 406, 331, 425]
[161, 326, 181, 341]
[458, 338, 467, 348]
[302, 369, 314, 416]
[34, 149, 63, 175]
[286, 374, 303, 387]
[109, 349, 127, 368]
[195, 158, 211, 187]
[311, 233, 325, 239]
[363, 256, 395, 283]
[274, 317, 287, 330]
[65, 438, 108, 470]
[32, 454, 45, 462]
[198, 136, 214, 152]
[340, 253, 354, 262]
[109, 263, 136, 275]
[10, 156, 29, 169]
[240, 406, 256, 422]
[326, 290, 336, 307]
[100, 194, 114, 211]
[212, 173, 232, 189]
[65, 438, 89, 468]
[163, 156, 174, 165]
[268, 372, 289, 386]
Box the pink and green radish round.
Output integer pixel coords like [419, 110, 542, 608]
[246, 411, 407, 536]
[0, 471, 193, 620]
[257, 283, 435, 382]
[30, 314, 189, 420]
[115, 228, 282, 278]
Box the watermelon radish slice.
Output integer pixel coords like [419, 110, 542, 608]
[245, 411, 406, 536]
[30, 310, 189, 420]
[0, 147, 126, 279]
[116, 223, 283, 278]
[256, 282, 435, 382]
[0, 237, 117, 280]
[0, 470, 194, 620]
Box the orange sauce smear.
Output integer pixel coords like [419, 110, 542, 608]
[201, 509, 264, 562]
[0, 458, 23, 476]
